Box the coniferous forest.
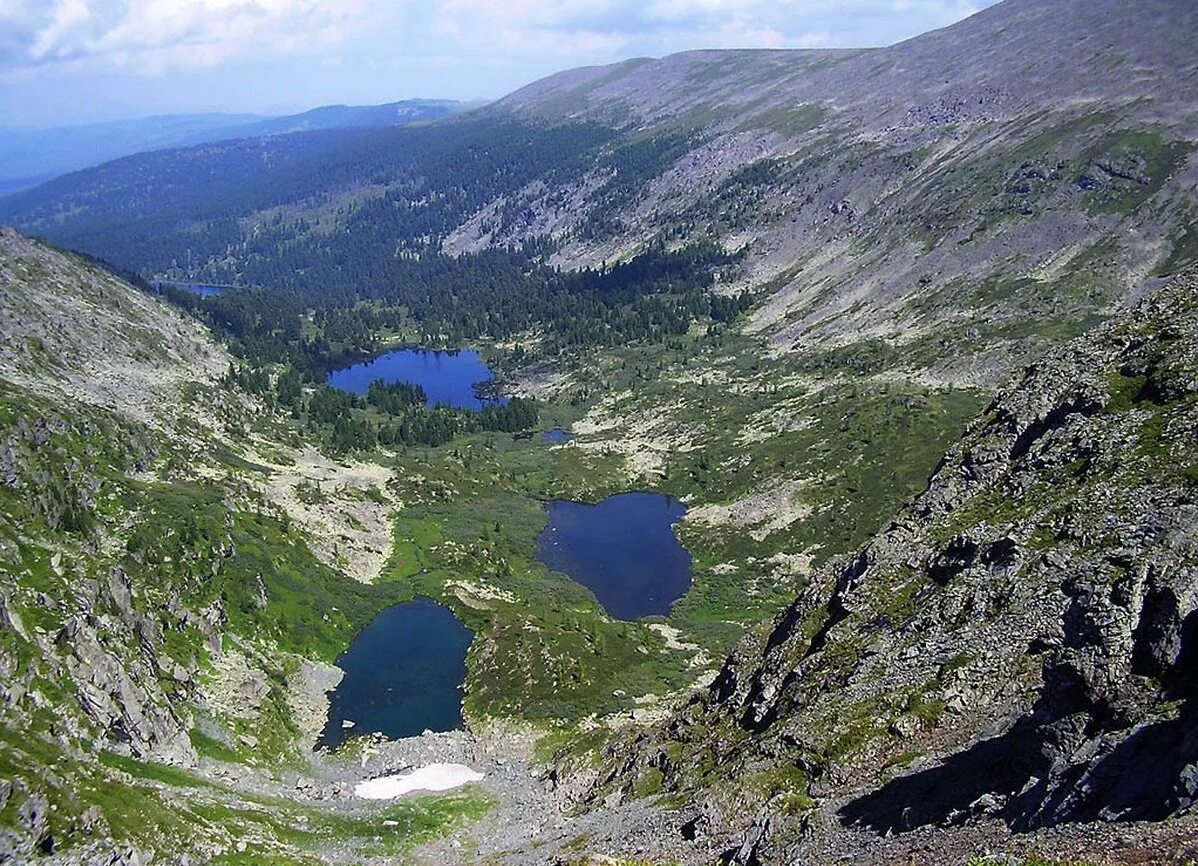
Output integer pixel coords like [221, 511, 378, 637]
[186, 237, 748, 450]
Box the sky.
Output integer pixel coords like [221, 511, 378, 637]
[0, 0, 999, 128]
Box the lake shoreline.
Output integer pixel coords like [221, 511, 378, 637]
[326, 346, 507, 411]
[535, 491, 693, 621]
[319, 596, 473, 750]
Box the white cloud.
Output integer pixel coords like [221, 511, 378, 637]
[427, 0, 988, 58]
[0, 0, 990, 77]
[0, 0, 995, 112]
[1, 0, 379, 75]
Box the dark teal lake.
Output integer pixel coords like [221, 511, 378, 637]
[319, 597, 472, 749]
[536, 492, 692, 620]
[327, 348, 504, 410]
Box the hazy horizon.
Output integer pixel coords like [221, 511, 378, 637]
[0, 100, 476, 134]
[2, 0, 997, 128]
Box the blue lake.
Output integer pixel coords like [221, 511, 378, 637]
[542, 427, 572, 443]
[327, 348, 505, 410]
[536, 492, 692, 620]
[319, 597, 473, 749]
[154, 280, 227, 297]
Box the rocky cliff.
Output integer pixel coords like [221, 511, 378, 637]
[0, 232, 408, 862]
[578, 266, 1198, 863]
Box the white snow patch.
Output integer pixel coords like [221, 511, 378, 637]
[354, 763, 484, 800]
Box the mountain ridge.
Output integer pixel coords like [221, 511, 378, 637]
[0, 99, 466, 197]
[493, 0, 1197, 133]
[0, 2, 1196, 861]
[2, 0, 1194, 392]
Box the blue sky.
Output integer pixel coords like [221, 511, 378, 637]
[0, 0, 999, 128]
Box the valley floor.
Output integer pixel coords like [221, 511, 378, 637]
[4, 229, 1196, 865]
[110, 718, 1198, 866]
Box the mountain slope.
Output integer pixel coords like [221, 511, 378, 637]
[484, 0, 1198, 371]
[498, 0, 1196, 130]
[0, 229, 227, 422]
[0, 1, 1196, 858]
[223, 99, 468, 139]
[0, 113, 267, 195]
[569, 265, 1198, 864]
[2, 0, 1195, 391]
[0, 232, 476, 862]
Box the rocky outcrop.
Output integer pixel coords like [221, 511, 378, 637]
[0, 228, 229, 427]
[60, 612, 196, 761]
[587, 267, 1198, 861]
[0, 230, 422, 862]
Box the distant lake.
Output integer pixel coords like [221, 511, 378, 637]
[327, 348, 506, 410]
[543, 427, 572, 443]
[536, 492, 692, 620]
[154, 280, 228, 297]
[319, 597, 472, 749]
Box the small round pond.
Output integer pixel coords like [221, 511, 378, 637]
[535, 492, 692, 621]
[326, 348, 505, 411]
[319, 597, 472, 750]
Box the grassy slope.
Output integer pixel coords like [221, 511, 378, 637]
[0, 227, 496, 858]
[0, 76, 1139, 858]
[576, 270, 1198, 866]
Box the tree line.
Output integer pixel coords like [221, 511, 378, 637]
[226, 364, 540, 452]
[195, 240, 748, 376]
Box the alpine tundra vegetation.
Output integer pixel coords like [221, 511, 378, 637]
[0, 0, 1196, 864]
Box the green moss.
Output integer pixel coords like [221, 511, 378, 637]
[533, 724, 611, 766]
[939, 652, 975, 676]
[98, 753, 212, 789]
[749, 103, 830, 137]
[188, 727, 242, 763]
[1081, 131, 1194, 216]
[825, 713, 882, 760]
[1154, 219, 1198, 276]
[903, 693, 948, 723]
[884, 749, 925, 771]
[744, 764, 814, 816]
[1105, 371, 1149, 413]
[632, 767, 665, 798]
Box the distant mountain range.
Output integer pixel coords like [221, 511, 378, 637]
[0, 99, 469, 195]
[4, 0, 1194, 392]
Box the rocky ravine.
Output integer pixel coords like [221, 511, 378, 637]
[550, 266, 1198, 864]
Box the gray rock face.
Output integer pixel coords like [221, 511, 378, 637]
[589, 267, 1198, 860]
[60, 614, 192, 761]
